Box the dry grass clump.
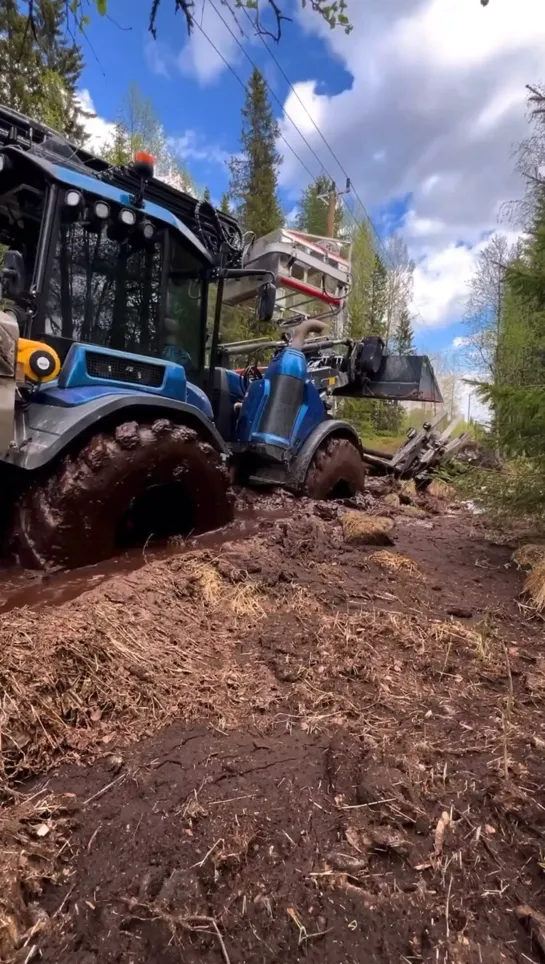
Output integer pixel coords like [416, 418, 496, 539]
[512, 544, 545, 570]
[399, 504, 427, 520]
[0, 557, 272, 795]
[383, 492, 401, 508]
[341, 513, 394, 546]
[510, 544, 545, 612]
[399, 479, 417, 502]
[427, 479, 454, 501]
[369, 550, 420, 577]
[290, 606, 495, 739]
[524, 561, 545, 613]
[0, 790, 73, 960]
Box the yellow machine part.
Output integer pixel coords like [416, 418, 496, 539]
[17, 338, 61, 384]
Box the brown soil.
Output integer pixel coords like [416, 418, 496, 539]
[2, 489, 545, 964]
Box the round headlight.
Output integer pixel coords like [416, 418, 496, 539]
[65, 189, 82, 207]
[94, 200, 110, 220]
[141, 220, 155, 241]
[119, 208, 137, 227]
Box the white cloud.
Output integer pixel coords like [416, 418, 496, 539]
[168, 130, 231, 168]
[76, 89, 115, 153]
[145, 39, 170, 78]
[177, 1, 242, 84]
[412, 241, 484, 328]
[452, 336, 471, 350]
[271, 0, 545, 329]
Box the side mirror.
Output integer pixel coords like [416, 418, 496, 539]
[256, 282, 276, 323]
[1, 251, 25, 301]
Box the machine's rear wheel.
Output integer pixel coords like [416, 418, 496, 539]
[10, 419, 233, 569]
[302, 437, 366, 500]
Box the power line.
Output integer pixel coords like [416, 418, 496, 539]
[193, 19, 317, 184]
[239, 15, 431, 330]
[196, 8, 428, 329]
[238, 5, 397, 267]
[204, 1, 388, 267]
[205, 0, 333, 183]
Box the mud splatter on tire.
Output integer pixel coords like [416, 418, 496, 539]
[10, 420, 233, 569]
[303, 437, 366, 500]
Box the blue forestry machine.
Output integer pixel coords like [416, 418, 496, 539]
[0, 104, 451, 569]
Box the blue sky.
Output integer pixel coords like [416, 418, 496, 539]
[81, 0, 351, 206]
[78, 0, 544, 383]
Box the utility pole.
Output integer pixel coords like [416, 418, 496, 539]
[318, 178, 351, 238]
[327, 188, 337, 239]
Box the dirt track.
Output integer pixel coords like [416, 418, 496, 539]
[2, 489, 545, 964]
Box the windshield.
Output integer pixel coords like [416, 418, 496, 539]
[163, 234, 204, 376]
[44, 201, 207, 371]
[45, 220, 164, 356]
[0, 182, 45, 294]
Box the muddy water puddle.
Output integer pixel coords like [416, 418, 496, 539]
[0, 507, 289, 615]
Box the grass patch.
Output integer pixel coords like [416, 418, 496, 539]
[341, 513, 395, 546]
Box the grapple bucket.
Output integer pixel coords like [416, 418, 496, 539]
[335, 354, 443, 405]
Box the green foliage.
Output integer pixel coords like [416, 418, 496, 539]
[84, 0, 352, 38]
[0, 0, 85, 141]
[295, 174, 343, 237]
[228, 68, 283, 238]
[466, 102, 545, 525]
[202, 186, 211, 202]
[219, 193, 233, 216]
[339, 223, 403, 436]
[347, 221, 377, 339]
[104, 82, 168, 164]
[34, 0, 86, 141]
[459, 460, 545, 530]
[392, 307, 415, 355]
[102, 120, 131, 165]
[100, 83, 195, 193]
[483, 193, 545, 461]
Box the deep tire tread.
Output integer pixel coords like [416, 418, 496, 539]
[11, 419, 232, 570]
[303, 436, 366, 500]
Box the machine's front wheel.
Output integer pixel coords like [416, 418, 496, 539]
[10, 419, 233, 569]
[302, 436, 366, 500]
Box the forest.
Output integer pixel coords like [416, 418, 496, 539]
[463, 85, 545, 523]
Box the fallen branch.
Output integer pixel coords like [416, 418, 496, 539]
[434, 810, 451, 857]
[119, 898, 231, 963]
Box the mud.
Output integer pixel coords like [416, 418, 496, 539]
[2, 492, 545, 964]
[11, 421, 234, 570]
[0, 505, 291, 615]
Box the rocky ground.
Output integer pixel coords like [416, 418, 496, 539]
[1, 483, 545, 964]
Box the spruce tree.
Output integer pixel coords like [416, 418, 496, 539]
[202, 186, 211, 202]
[0, 0, 85, 139]
[219, 192, 233, 216]
[487, 193, 545, 456]
[33, 0, 86, 142]
[102, 119, 132, 165]
[0, 0, 44, 118]
[392, 308, 415, 355]
[296, 174, 343, 237]
[228, 67, 283, 237]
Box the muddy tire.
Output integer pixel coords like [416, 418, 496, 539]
[10, 419, 233, 570]
[302, 437, 366, 500]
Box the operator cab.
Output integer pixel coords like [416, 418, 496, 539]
[0, 149, 212, 384]
[42, 185, 207, 380]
